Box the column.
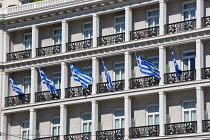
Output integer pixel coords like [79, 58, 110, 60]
[61, 62, 68, 99]
[92, 14, 99, 47]
[3, 31, 9, 62]
[60, 105, 67, 140]
[159, 91, 166, 136]
[92, 57, 99, 95]
[159, 46, 166, 85]
[125, 6, 132, 42]
[196, 86, 204, 133]
[196, 39, 204, 80]
[91, 100, 98, 140]
[124, 52, 131, 90]
[29, 109, 37, 140]
[1, 113, 7, 140]
[196, 0, 204, 29]
[32, 25, 38, 58]
[159, 0, 166, 35]
[31, 67, 38, 103]
[62, 20, 68, 53]
[124, 96, 131, 140]
[2, 72, 8, 107]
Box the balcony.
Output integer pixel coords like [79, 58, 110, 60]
[201, 67, 210, 79]
[97, 80, 124, 93]
[34, 136, 59, 140]
[129, 76, 159, 89]
[7, 49, 31, 61]
[129, 125, 159, 138]
[65, 85, 92, 98]
[97, 33, 125, 46]
[35, 90, 60, 102]
[5, 94, 30, 107]
[66, 39, 92, 52]
[165, 121, 197, 135]
[96, 128, 124, 140]
[164, 69, 196, 84]
[130, 26, 159, 40]
[202, 120, 210, 132]
[165, 19, 196, 34]
[202, 16, 210, 27]
[36, 44, 61, 57]
[64, 132, 91, 140]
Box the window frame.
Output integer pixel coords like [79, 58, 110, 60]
[82, 112, 92, 133]
[82, 66, 92, 77]
[147, 56, 159, 69]
[83, 22, 93, 40]
[182, 50, 195, 71]
[52, 72, 61, 89]
[23, 33, 32, 50]
[114, 15, 125, 34]
[182, 100, 196, 122]
[147, 8, 159, 28]
[22, 76, 31, 94]
[114, 61, 125, 81]
[113, 108, 125, 129]
[146, 104, 159, 126]
[182, 1, 196, 21]
[21, 121, 30, 140]
[51, 117, 60, 136]
[53, 28, 62, 45]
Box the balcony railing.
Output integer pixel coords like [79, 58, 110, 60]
[64, 132, 91, 140]
[5, 94, 30, 107]
[65, 85, 92, 98]
[129, 125, 159, 138]
[96, 128, 124, 140]
[165, 19, 196, 34]
[201, 67, 210, 79]
[7, 49, 31, 61]
[202, 16, 210, 27]
[97, 33, 125, 46]
[130, 26, 159, 40]
[165, 121, 197, 135]
[36, 44, 61, 57]
[164, 69, 196, 84]
[129, 76, 159, 89]
[34, 136, 59, 140]
[66, 39, 92, 52]
[97, 80, 124, 93]
[35, 89, 61, 102]
[202, 120, 210, 132]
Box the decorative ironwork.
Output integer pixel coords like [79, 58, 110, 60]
[66, 39, 92, 52]
[34, 136, 60, 140]
[165, 121, 197, 135]
[7, 49, 31, 61]
[97, 80, 124, 93]
[202, 120, 210, 132]
[35, 90, 61, 102]
[202, 16, 210, 27]
[201, 67, 210, 79]
[65, 85, 92, 98]
[164, 70, 196, 84]
[130, 26, 159, 40]
[64, 132, 91, 140]
[36, 44, 61, 57]
[97, 33, 125, 46]
[165, 19, 196, 34]
[96, 129, 124, 140]
[5, 94, 30, 107]
[129, 125, 159, 138]
[129, 76, 159, 89]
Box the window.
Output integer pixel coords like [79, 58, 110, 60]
[84, 23, 93, 39]
[0, 3, 2, 8]
[183, 101, 196, 122]
[114, 109, 124, 129]
[23, 77, 31, 94]
[53, 29, 62, 45]
[51, 117, 60, 136]
[83, 67, 92, 77]
[115, 17, 125, 34]
[183, 3, 196, 21]
[147, 57, 159, 69]
[183, 51, 195, 71]
[147, 105, 159, 125]
[21, 121, 30, 140]
[52, 73, 61, 89]
[82, 113, 92, 132]
[114, 62, 125, 80]
[21, 0, 29, 4]
[148, 10, 159, 27]
[24, 34, 32, 50]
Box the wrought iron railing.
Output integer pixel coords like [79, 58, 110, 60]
[129, 76, 159, 89]
[201, 67, 210, 79]
[64, 132, 91, 140]
[97, 80, 124, 93]
[129, 125, 159, 138]
[36, 44, 61, 57]
[165, 121, 197, 135]
[97, 33, 125, 46]
[7, 49, 31, 61]
[34, 136, 59, 140]
[66, 39, 92, 52]
[65, 85, 92, 98]
[5, 94, 30, 107]
[165, 19, 196, 34]
[202, 16, 210, 27]
[164, 70, 196, 84]
[96, 128, 124, 140]
[35, 89, 61, 102]
[202, 120, 210, 132]
[130, 26, 159, 40]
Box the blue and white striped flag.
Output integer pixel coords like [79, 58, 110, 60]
[38, 68, 58, 94]
[135, 54, 160, 80]
[8, 76, 24, 95]
[102, 60, 113, 91]
[70, 63, 93, 88]
[171, 48, 181, 78]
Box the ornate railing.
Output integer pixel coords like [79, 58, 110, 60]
[165, 121, 197, 135]
[97, 80, 124, 93]
[64, 132, 91, 140]
[36, 44, 61, 57]
[202, 16, 210, 27]
[65, 85, 92, 98]
[201, 67, 210, 79]
[66, 39, 92, 52]
[130, 26, 159, 40]
[96, 128, 124, 140]
[165, 19, 196, 34]
[97, 33, 125, 46]
[34, 136, 59, 140]
[164, 70, 196, 84]
[5, 94, 30, 107]
[129, 125, 159, 138]
[7, 49, 31, 61]
[129, 76, 159, 89]
[35, 89, 61, 102]
[202, 120, 210, 132]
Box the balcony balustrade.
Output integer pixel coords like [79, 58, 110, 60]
[202, 16, 210, 27]
[65, 85, 92, 98]
[165, 121, 197, 135]
[164, 69, 196, 84]
[35, 89, 60, 102]
[130, 26, 159, 40]
[202, 120, 210, 132]
[64, 132, 91, 140]
[36, 44, 61, 57]
[96, 128, 124, 140]
[5, 94, 30, 107]
[97, 80, 124, 93]
[129, 76, 159, 89]
[97, 33, 125, 46]
[7, 49, 31, 61]
[201, 67, 210, 79]
[165, 19, 196, 34]
[129, 125, 159, 138]
[66, 39, 92, 52]
[34, 136, 59, 140]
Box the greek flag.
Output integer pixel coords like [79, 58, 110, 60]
[8, 76, 24, 95]
[171, 48, 181, 78]
[70, 63, 93, 88]
[38, 68, 58, 94]
[135, 54, 160, 80]
[102, 60, 113, 91]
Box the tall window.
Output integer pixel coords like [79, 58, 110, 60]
[115, 17, 125, 34]
[183, 51, 195, 71]
[24, 34, 32, 50]
[82, 113, 92, 132]
[53, 29, 62, 45]
[115, 62, 125, 80]
[51, 117, 60, 136]
[21, 0, 29, 4]
[21, 121, 30, 140]
[0, 3, 2, 8]
[83, 67, 92, 77]
[183, 3, 196, 21]
[148, 105, 159, 125]
[52, 72, 61, 89]
[148, 10, 159, 27]
[147, 57, 159, 69]
[183, 101, 196, 122]
[23, 77, 31, 94]
[115, 109, 124, 129]
[84, 23, 93, 39]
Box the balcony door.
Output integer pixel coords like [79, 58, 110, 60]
[23, 77, 31, 94]
[115, 16, 125, 34]
[114, 62, 125, 81]
[183, 3, 196, 21]
[53, 29, 62, 45]
[183, 101, 196, 122]
[84, 23, 93, 40]
[182, 51, 195, 71]
[24, 34, 32, 50]
[114, 109, 125, 129]
[147, 105, 159, 125]
[148, 10, 159, 28]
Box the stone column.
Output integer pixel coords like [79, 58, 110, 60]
[3, 31, 9, 62]
[62, 20, 68, 53]
[92, 14, 99, 47]
[2, 72, 8, 107]
[196, 0, 204, 29]
[91, 100, 98, 140]
[159, 91, 166, 136]
[196, 86, 204, 133]
[92, 57, 99, 95]
[60, 105, 67, 140]
[159, 0, 166, 35]
[32, 25, 38, 58]
[124, 52, 131, 90]
[61, 62, 68, 99]
[31, 67, 38, 103]
[29, 109, 37, 140]
[159, 46, 166, 85]
[196, 39, 203, 80]
[1, 113, 7, 140]
[124, 96, 131, 140]
[125, 6, 132, 42]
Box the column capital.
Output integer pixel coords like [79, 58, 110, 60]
[92, 57, 98, 61]
[196, 39, 202, 43]
[159, 46, 165, 49]
[124, 95, 131, 99]
[3, 71, 7, 76]
[60, 104, 67, 108]
[159, 91, 166, 95]
[62, 19, 68, 23]
[159, 0, 166, 3]
[32, 25, 38, 29]
[91, 100, 98, 104]
[61, 62, 67, 66]
[196, 86, 203, 90]
[30, 109, 36, 112]
[125, 6, 131, 11]
[92, 13, 98, 17]
[124, 51, 131, 55]
[31, 67, 37, 70]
